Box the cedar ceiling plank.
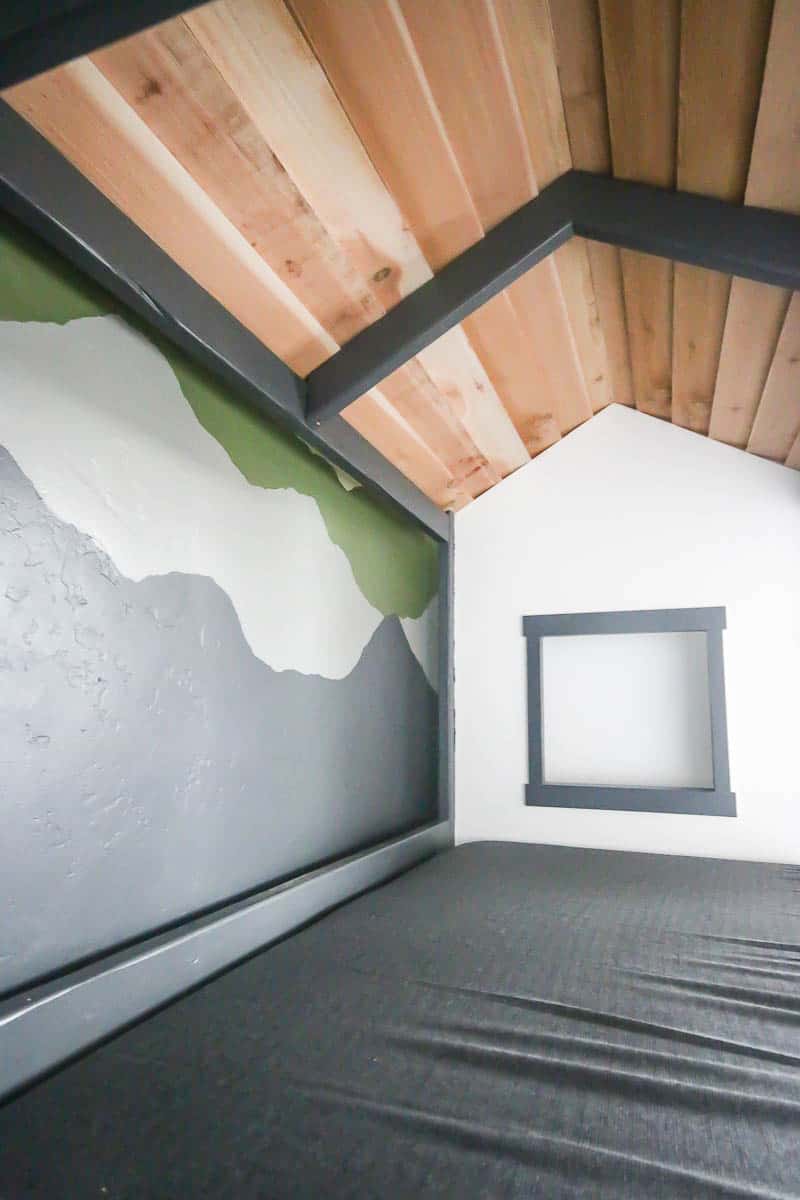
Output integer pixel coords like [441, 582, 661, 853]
[710, 0, 800, 449]
[288, 0, 485, 272]
[492, 0, 571, 187]
[397, 0, 530, 230]
[493, 0, 611, 414]
[746, 293, 800, 462]
[396, 0, 592, 432]
[549, 239, 611, 414]
[407, 326, 527, 476]
[617, 248, 674, 419]
[185, 0, 428, 298]
[581, 240, 633, 408]
[5, 53, 475, 508]
[91, 21, 382, 352]
[185, 0, 528, 480]
[671, 266, 733, 434]
[744, 0, 800, 214]
[505, 263, 591, 434]
[709, 279, 791, 448]
[676, 0, 773, 199]
[461, 298, 561, 455]
[549, 0, 633, 409]
[345, 391, 472, 508]
[549, 0, 609, 175]
[502, 267, 590, 432]
[4, 58, 334, 376]
[92, 19, 496, 498]
[598, 0, 680, 419]
[378, 361, 498, 495]
[290, 0, 559, 457]
[672, 0, 772, 434]
[597, 2, 679, 190]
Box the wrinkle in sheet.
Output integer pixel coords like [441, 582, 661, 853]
[293, 1077, 798, 1200]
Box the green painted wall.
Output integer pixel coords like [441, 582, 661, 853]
[0, 214, 438, 617]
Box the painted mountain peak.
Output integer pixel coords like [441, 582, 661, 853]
[0, 211, 439, 621]
[0, 313, 438, 684]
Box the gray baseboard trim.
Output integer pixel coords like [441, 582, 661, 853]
[0, 821, 451, 1103]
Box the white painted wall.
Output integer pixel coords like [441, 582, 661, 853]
[455, 404, 800, 863]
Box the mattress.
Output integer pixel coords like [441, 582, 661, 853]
[1, 842, 799, 1198]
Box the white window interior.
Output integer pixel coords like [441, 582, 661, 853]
[540, 630, 714, 789]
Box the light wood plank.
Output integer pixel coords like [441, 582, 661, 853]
[550, 239, 611, 414]
[672, 265, 732, 433]
[414, 326, 529, 474]
[618, 249, 674, 420]
[186, 0, 426, 298]
[597, 1, 680, 186]
[290, 0, 562, 454]
[599, 0, 680, 419]
[378, 361, 499, 494]
[398, 0, 532, 229]
[549, 0, 633, 409]
[92, 22, 380, 352]
[710, 0, 800, 448]
[491, 0, 571, 186]
[288, 0, 483, 271]
[460, 298, 562, 454]
[504, 265, 592, 431]
[5, 58, 335, 375]
[676, 0, 772, 200]
[744, 1, 800, 215]
[672, 0, 772, 433]
[5, 55, 476, 508]
[396, 0, 592, 432]
[185, 0, 528, 479]
[746, 294, 800, 462]
[493, 0, 611, 414]
[505, 262, 591, 434]
[581, 243, 633, 409]
[709, 316, 791, 447]
[345, 390, 474, 508]
[549, 0, 609, 175]
[91, 20, 496, 499]
[709, 280, 791, 448]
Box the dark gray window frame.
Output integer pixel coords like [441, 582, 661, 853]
[523, 607, 736, 817]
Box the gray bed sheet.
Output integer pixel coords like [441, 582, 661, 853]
[1, 841, 799, 1198]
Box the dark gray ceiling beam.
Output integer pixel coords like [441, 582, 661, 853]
[0, 102, 448, 540]
[305, 174, 575, 425]
[0, 2, 200, 90]
[306, 169, 800, 427]
[569, 171, 800, 291]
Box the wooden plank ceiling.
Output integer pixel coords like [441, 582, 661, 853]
[4, 0, 799, 508]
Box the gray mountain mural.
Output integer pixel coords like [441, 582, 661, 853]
[0, 447, 438, 995]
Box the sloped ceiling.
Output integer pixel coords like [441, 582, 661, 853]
[4, 0, 799, 509]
